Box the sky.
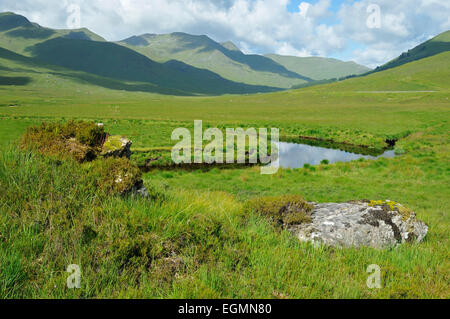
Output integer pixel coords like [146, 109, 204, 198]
[1, 0, 449, 68]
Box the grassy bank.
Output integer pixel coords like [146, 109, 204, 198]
[0, 147, 448, 298]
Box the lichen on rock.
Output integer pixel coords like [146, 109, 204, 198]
[101, 135, 132, 159]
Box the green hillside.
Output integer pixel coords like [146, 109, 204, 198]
[0, 13, 279, 95]
[0, 12, 105, 55]
[117, 32, 312, 88]
[308, 51, 450, 92]
[0, 46, 194, 95]
[373, 30, 450, 73]
[220, 41, 241, 52]
[265, 54, 371, 81]
[26, 37, 277, 95]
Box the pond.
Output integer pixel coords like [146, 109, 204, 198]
[270, 141, 396, 169]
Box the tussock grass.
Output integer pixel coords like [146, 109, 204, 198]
[0, 145, 448, 298]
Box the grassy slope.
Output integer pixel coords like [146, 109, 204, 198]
[117, 33, 311, 89]
[0, 47, 192, 95]
[0, 12, 105, 56]
[265, 54, 371, 80]
[27, 37, 278, 95]
[372, 30, 450, 73]
[0, 37, 449, 299]
[312, 51, 450, 92]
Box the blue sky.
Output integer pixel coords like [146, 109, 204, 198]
[1, 0, 449, 68]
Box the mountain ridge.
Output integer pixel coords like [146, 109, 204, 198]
[265, 54, 371, 81]
[0, 12, 280, 95]
[117, 31, 313, 88]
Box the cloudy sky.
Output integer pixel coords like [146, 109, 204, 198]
[1, 0, 449, 67]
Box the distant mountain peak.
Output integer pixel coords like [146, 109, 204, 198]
[120, 35, 149, 46]
[221, 41, 241, 52]
[0, 11, 32, 31]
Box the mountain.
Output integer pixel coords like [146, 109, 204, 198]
[27, 37, 279, 95]
[265, 54, 371, 81]
[310, 51, 450, 92]
[117, 32, 312, 88]
[0, 12, 278, 95]
[0, 12, 105, 55]
[0, 46, 193, 95]
[220, 41, 241, 52]
[373, 30, 450, 73]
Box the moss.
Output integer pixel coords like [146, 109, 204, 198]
[112, 232, 163, 270]
[245, 194, 313, 228]
[20, 121, 105, 162]
[86, 157, 142, 195]
[102, 135, 124, 152]
[61, 120, 105, 147]
[368, 200, 414, 221]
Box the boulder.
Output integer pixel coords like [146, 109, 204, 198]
[101, 135, 132, 159]
[288, 200, 428, 249]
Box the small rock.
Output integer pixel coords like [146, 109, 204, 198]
[101, 135, 132, 159]
[130, 180, 149, 198]
[288, 201, 428, 249]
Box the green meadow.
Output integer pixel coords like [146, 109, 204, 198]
[0, 47, 449, 298]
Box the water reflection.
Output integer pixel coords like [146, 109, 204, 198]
[271, 142, 395, 169]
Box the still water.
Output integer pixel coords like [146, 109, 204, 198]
[271, 142, 396, 169]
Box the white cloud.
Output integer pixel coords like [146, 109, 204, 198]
[298, 2, 310, 18]
[276, 42, 311, 57]
[0, 0, 449, 67]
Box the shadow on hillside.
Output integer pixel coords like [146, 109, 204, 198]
[6, 27, 55, 39]
[0, 76, 31, 85]
[26, 37, 280, 95]
[49, 71, 193, 96]
[168, 33, 312, 81]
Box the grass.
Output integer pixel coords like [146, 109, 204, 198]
[1, 148, 448, 298]
[0, 45, 449, 299]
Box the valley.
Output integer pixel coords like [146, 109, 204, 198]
[0, 11, 448, 299]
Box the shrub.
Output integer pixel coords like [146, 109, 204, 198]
[321, 159, 329, 165]
[62, 120, 105, 147]
[20, 121, 106, 162]
[86, 157, 142, 195]
[244, 194, 313, 227]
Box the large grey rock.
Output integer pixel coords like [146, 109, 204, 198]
[288, 201, 428, 249]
